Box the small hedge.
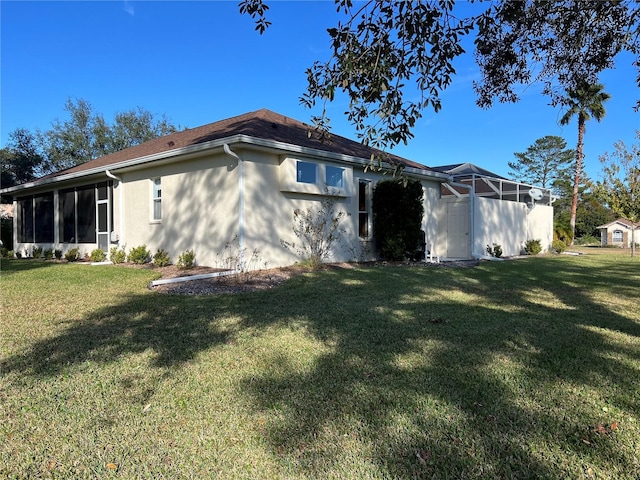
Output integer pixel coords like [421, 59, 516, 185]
[153, 248, 171, 267]
[128, 245, 150, 264]
[176, 249, 196, 269]
[551, 239, 567, 254]
[65, 247, 81, 262]
[90, 248, 107, 262]
[524, 239, 542, 255]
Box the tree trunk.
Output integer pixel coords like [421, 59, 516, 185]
[632, 226, 636, 258]
[569, 118, 585, 246]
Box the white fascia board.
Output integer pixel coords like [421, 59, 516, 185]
[0, 134, 450, 194]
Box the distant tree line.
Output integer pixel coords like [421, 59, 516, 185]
[1, 97, 178, 189]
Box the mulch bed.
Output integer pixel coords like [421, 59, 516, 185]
[143, 259, 481, 296]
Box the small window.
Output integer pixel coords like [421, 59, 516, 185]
[326, 166, 344, 188]
[296, 161, 316, 184]
[152, 178, 162, 221]
[613, 230, 623, 242]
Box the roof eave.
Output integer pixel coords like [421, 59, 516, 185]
[1, 134, 450, 195]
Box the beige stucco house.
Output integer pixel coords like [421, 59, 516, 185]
[598, 218, 639, 248]
[0, 109, 554, 268]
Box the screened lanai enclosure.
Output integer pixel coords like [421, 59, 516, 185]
[16, 181, 114, 253]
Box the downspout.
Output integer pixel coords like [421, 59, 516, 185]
[223, 144, 245, 270]
[105, 170, 124, 246]
[448, 179, 475, 258]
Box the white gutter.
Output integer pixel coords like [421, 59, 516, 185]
[105, 170, 124, 246]
[150, 269, 241, 287]
[223, 144, 245, 271]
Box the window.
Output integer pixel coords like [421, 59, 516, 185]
[613, 230, 623, 242]
[152, 178, 162, 221]
[296, 161, 316, 184]
[326, 166, 344, 188]
[77, 185, 96, 243]
[58, 183, 111, 244]
[17, 196, 34, 243]
[34, 193, 54, 243]
[358, 179, 371, 238]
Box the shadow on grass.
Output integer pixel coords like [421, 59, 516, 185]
[3, 256, 640, 477]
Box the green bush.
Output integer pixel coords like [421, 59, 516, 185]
[90, 248, 107, 262]
[153, 248, 172, 267]
[372, 179, 424, 260]
[575, 235, 600, 246]
[524, 239, 542, 255]
[7, 250, 15, 258]
[551, 239, 566, 254]
[65, 247, 81, 262]
[54, 249, 63, 260]
[32, 246, 43, 259]
[486, 243, 503, 258]
[43, 248, 54, 260]
[0, 217, 13, 251]
[176, 249, 196, 269]
[109, 245, 127, 264]
[128, 245, 150, 265]
[0, 247, 8, 258]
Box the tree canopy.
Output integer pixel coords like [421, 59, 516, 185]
[239, 1, 639, 152]
[1, 98, 178, 188]
[509, 135, 573, 190]
[596, 131, 640, 256]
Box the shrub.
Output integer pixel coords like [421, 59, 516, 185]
[32, 246, 43, 259]
[486, 243, 503, 258]
[153, 248, 171, 267]
[43, 249, 54, 260]
[54, 249, 63, 260]
[551, 239, 566, 254]
[575, 235, 600, 246]
[176, 249, 196, 269]
[7, 250, 14, 258]
[128, 245, 150, 264]
[65, 247, 81, 262]
[0, 247, 8, 258]
[109, 245, 126, 264]
[524, 239, 542, 255]
[372, 179, 424, 260]
[90, 248, 107, 262]
[280, 192, 349, 269]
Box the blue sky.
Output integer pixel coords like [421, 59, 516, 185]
[2, 1, 638, 180]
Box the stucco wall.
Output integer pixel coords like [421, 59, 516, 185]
[473, 197, 553, 257]
[120, 152, 239, 268]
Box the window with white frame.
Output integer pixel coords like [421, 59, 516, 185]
[358, 179, 371, 238]
[296, 161, 316, 184]
[326, 166, 344, 188]
[152, 178, 162, 221]
[613, 230, 623, 242]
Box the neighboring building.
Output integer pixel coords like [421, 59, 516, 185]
[598, 218, 640, 248]
[0, 109, 554, 268]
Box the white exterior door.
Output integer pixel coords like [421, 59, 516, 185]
[446, 202, 470, 258]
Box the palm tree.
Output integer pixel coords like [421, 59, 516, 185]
[560, 82, 611, 245]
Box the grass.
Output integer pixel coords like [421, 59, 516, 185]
[1, 252, 639, 479]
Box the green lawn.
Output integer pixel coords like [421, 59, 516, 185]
[1, 253, 639, 479]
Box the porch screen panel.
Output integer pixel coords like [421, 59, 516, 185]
[34, 193, 54, 243]
[17, 196, 34, 243]
[60, 188, 76, 243]
[77, 185, 96, 243]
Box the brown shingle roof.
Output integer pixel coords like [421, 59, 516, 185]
[45, 109, 432, 179]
